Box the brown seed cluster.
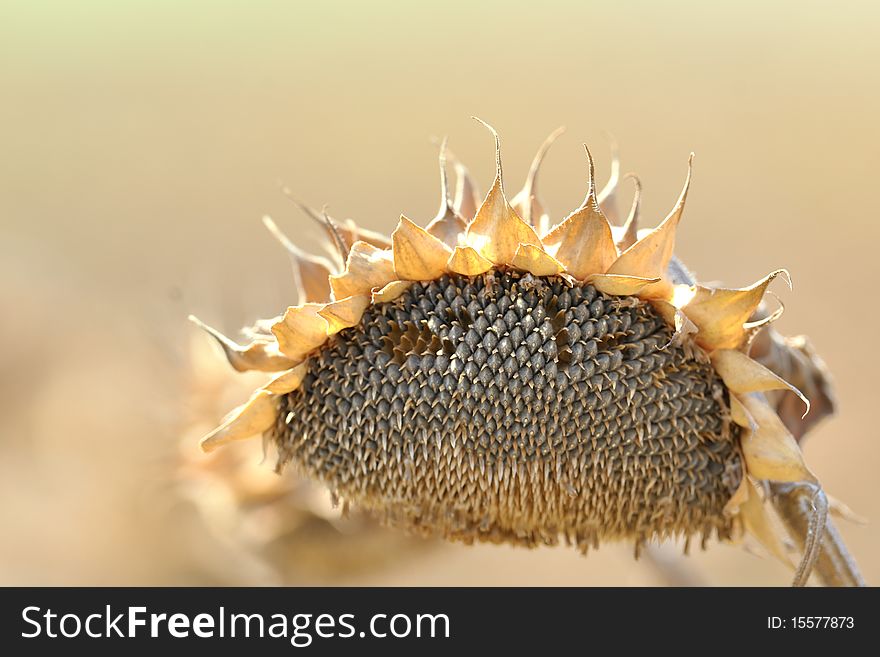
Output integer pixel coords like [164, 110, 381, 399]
[272, 271, 743, 551]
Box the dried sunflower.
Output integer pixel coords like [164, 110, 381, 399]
[192, 121, 863, 586]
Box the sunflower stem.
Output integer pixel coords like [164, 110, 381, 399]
[770, 482, 866, 587]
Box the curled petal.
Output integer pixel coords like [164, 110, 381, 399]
[511, 243, 564, 276]
[607, 154, 693, 281]
[329, 241, 396, 300]
[271, 303, 328, 361]
[615, 174, 641, 252]
[588, 273, 659, 296]
[425, 208, 466, 249]
[738, 392, 817, 484]
[597, 133, 621, 224]
[188, 315, 294, 373]
[711, 349, 810, 418]
[372, 280, 413, 303]
[263, 363, 309, 394]
[262, 216, 335, 302]
[684, 270, 790, 351]
[447, 245, 493, 275]
[319, 295, 371, 335]
[392, 215, 452, 280]
[453, 163, 480, 221]
[200, 390, 277, 452]
[510, 126, 565, 231]
[341, 219, 393, 250]
[442, 143, 481, 221]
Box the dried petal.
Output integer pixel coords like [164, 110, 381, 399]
[319, 295, 372, 335]
[200, 390, 277, 452]
[261, 216, 335, 303]
[452, 162, 480, 222]
[596, 132, 620, 224]
[271, 303, 328, 362]
[329, 241, 396, 300]
[615, 175, 642, 252]
[684, 270, 790, 351]
[510, 126, 565, 233]
[188, 315, 294, 372]
[392, 215, 453, 280]
[465, 119, 542, 265]
[263, 363, 309, 394]
[447, 245, 494, 275]
[607, 154, 692, 282]
[543, 204, 617, 280]
[372, 280, 413, 303]
[650, 300, 699, 347]
[711, 348, 810, 418]
[588, 273, 659, 296]
[739, 477, 793, 566]
[738, 393, 817, 484]
[510, 242, 564, 276]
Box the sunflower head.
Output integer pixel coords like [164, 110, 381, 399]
[191, 121, 850, 583]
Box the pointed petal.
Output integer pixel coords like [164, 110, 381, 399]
[271, 303, 329, 361]
[392, 215, 452, 280]
[711, 349, 810, 418]
[441, 143, 481, 221]
[510, 126, 565, 229]
[597, 133, 621, 224]
[262, 216, 335, 302]
[329, 241, 396, 300]
[465, 174, 541, 265]
[588, 273, 659, 296]
[511, 243, 564, 276]
[738, 393, 817, 484]
[372, 280, 412, 303]
[447, 245, 494, 275]
[452, 160, 480, 221]
[425, 142, 467, 247]
[425, 207, 467, 248]
[743, 299, 785, 347]
[607, 154, 693, 280]
[342, 219, 393, 250]
[684, 270, 790, 351]
[542, 202, 617, 279]
[188, 315, 294, 372]
[319, 295, 371, 335]
[465, 118, 542, 265]
[263, 362, 309, 394]
[200, 390, 277, 452]
[739, 477, 794, 566]
[282, 192, 392, 255]
[615, 174, 641, 252]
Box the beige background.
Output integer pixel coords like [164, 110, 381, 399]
[1, 0, 877, 585]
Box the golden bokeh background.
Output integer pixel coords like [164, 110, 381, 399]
[1, 0, 877, 585]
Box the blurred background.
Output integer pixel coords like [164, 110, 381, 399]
[1, 0, 877, 585]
